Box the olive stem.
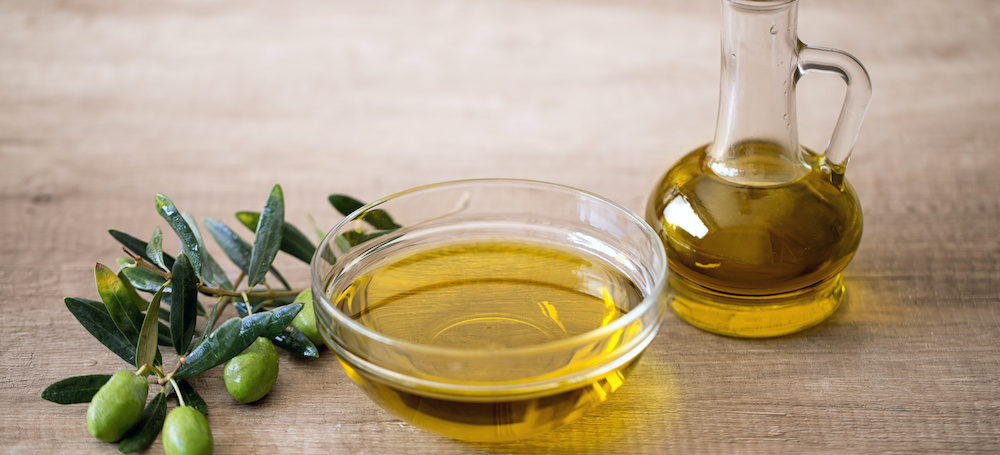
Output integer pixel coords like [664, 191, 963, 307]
[148, 364, 166, 382]
[121, 247, 304, 299]
[157, 356, 185, 388]
[169, 378, 186, 407]
[204, 272, 244, 336]
[242, 292, 252, 315]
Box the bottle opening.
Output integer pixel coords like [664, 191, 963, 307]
[727, 0, 796, 10]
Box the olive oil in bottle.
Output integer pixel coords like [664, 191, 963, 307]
[332, 240, 646, 441]
[646, 0, 871, 337]
[647, 144, 862, 337]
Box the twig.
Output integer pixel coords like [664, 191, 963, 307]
[121, 247, 303, 300]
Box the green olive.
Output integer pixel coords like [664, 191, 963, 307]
[224, 337, 279, 403]
[162, 406, 212, 455]
[290, 289, 323, 345]
[86, 369, 149, 442]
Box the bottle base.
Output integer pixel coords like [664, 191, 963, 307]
[667, 273, 844, 338]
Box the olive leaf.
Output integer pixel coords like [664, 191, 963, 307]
[271, 326, 320, 359]
[202, 217, 252, 276]
[116, 269, 149, 312]
[328, 194, 365, 216]
[95, 264, 144, 344]
[119, 262, 169, 294]
[157, 321, 172, 347]
[247, 184, 284, 288]
[173, 317, 243, 381]
[243, 294, 297, 312]
[263, 303, 303, 338]
[215, 303, 302, 361]
[209, 215, 292, 289]
[155, 193, 203, 277]
[341, 229, 392, 247]
[159, 291, 207, 318]
[117, 392, 166, 454]
[181, 212, 205, 252]
[185, 302, 308, 379]
[69, 296, 113, 314]
[200, 252, 233, 291]
[363, 210, 401, 230]
[234, 211, 316, 264]
[108, 229, 175, 271]
[65, 297, 136, 365]
[170, 254, 199, 355]
[329, 194, 401, 230]
[182, 212, 233, 291]
[67, 293, 164, 366]
[235, 302, 317, 358]
[220, 311, 273, 361]
[40, 374, 112, 404]
[146, 226, 167, 271]
[192, 300, 222, 350]
[332, 234, 351, 254]
[135, 286, 164, 368]
[175, 380, 208, 417]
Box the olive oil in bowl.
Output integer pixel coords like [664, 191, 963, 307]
[332, 240, 645, 441]
[311, 179, 668, 442]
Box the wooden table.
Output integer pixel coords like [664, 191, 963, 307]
[2, 0, 998, 453]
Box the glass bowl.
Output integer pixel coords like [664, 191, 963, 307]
[310, 179, 668, 442]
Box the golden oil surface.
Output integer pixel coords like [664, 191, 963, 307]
[333, 240, 644, 441]
[647, 144, 862, 337]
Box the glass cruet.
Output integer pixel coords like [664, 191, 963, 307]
[646, 0, 872, 337]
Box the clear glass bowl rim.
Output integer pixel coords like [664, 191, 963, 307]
[309, 178, 669, 359]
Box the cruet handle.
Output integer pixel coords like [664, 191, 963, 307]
[797, 41, 872, 173]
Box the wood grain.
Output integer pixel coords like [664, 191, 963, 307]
[2, 0, 998, 453]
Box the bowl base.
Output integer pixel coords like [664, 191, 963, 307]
[336, 355, 641, 442]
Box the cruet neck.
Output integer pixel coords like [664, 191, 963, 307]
[707, 0, 808, 186]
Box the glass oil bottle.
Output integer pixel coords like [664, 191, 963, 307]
[646, 0, 872, 337]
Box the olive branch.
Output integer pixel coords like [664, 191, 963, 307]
[40, 185, 377, 453]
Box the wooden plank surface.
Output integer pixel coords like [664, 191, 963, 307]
[1, 0, 998, 453]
